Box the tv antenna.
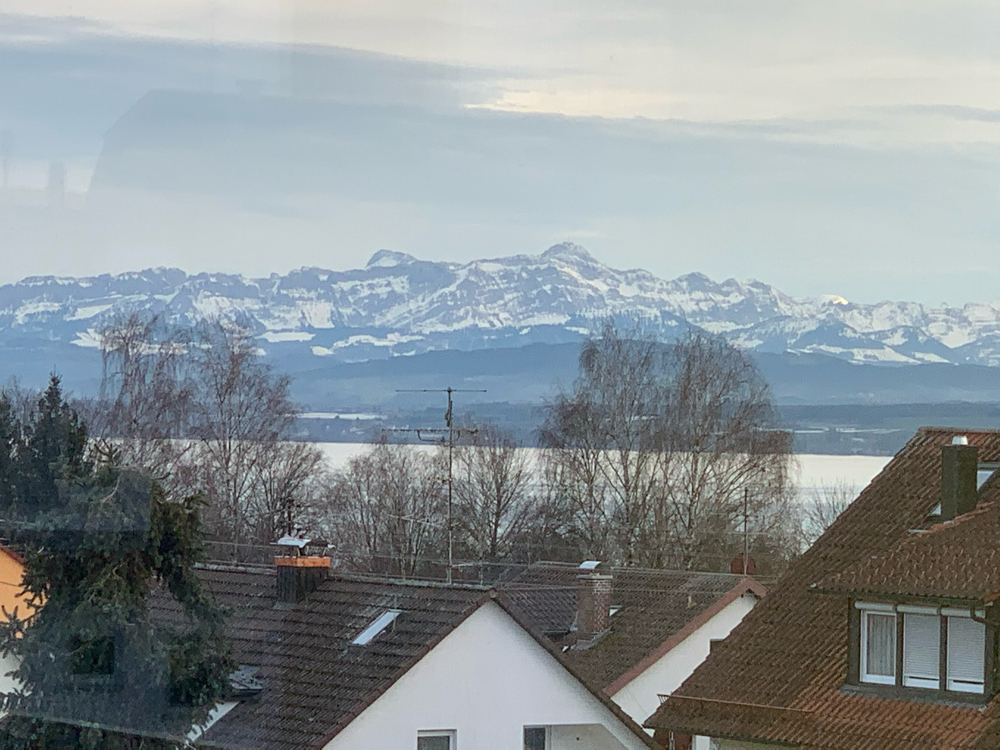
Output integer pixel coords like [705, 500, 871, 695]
[394, 387, 486, 583]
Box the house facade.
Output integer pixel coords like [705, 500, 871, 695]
[647, 428, 1000, 750]
[502, 561, 765, 726]
[166, 557, 658, 750]
[323, 600, 653, 750]
[0, 544, 31, 696]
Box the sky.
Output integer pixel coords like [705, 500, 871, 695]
[0, 0, 997, 304]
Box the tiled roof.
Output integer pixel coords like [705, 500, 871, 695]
[816, 500, 1000, 603]
[152, 565, 658, 750]
[152, 567, 488, 750]
[501, 562, 763, 692]
[646, 428, 1000, 750]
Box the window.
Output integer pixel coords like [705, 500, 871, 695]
[978, 463, 999, 489]
[860, 608, 896, 685]
[417, 731, 455, 750]
[524, 726, 548, 750]
[352, 609, 402, 646]
[902, 613, 939, 688]
[947, 616, 985, 693]
[856, 603, 987, 694]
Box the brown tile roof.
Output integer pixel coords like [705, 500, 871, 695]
[152, 567, 488, 750]
[816, 500, 1000, 603]
[501, 562, 764, 693]
[153, 565, 658, 750]
[646, 427, 1000, 750]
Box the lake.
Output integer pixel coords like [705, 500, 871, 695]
[313, 442, 891, 499]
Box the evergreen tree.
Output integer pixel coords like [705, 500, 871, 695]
[0, 378, 233, 749]
[0, 392, 20, 517]
[16, 375, 91, 518]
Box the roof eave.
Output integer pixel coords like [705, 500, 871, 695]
[604, 577, 766, 697]
[808, 584, 989, 608]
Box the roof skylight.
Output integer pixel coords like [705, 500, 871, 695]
[352, 609, 402, 646]
[978, 463, 999, 490]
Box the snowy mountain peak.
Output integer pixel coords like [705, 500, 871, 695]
[0, 245, 997, 367]
[366, 249, 418, 268]
[817, 294, 849, 306]
[540, 242, 600, 265]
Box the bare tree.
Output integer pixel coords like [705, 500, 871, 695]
[540, 324, 795, 571]
[322, 440, 446, 578]
[798, 480, 854, 546]
[540, 325, 667, 564]
[88, 312, 194, 483]
[654, 330, 793, 570]
[453, 423, 534, 563]
[91, 315, 326, 551]
[187, 320, 299, 547]
[247, 441, 328, 544]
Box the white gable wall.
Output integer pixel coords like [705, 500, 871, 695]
[323, 601, 648, 750]
[610, 593, 758, 725]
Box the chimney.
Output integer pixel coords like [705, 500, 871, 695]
[274, 536, 330, 604]
[577, 561, 612, 641]
[941, 436, 978, 521]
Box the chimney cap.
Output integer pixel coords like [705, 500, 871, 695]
[273, 535, 311, 548]
[952, 435, 969, 445]
[579, 560, 603, 572]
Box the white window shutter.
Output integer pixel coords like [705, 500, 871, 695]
[903, 614, 940, 688]
[947, 616, 985, 693]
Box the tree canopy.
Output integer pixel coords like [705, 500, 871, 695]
[0, 376, 233, 749]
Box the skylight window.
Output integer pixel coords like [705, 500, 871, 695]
[978, 463, 999, 490]
[352, 609, 402, 646]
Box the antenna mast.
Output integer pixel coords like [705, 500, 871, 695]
[394, 387, 486, 583]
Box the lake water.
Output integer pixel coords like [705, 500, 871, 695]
[313, 442, 891, 499]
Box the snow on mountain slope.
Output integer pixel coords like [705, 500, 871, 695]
[0, 244, 996, 366]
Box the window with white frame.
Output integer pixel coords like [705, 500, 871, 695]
[856, 602, 987, 694]
[860, 604, 896, 685]
[417, 730, 455, 750]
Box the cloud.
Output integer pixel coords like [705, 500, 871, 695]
[0, 5, 997, 305]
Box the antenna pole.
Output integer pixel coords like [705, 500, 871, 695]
[446, 387, 454, 585]
[394, 387, 486, 584]
[743, 486, 749, 576]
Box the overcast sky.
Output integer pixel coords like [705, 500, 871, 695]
[0, 0, 997, 304]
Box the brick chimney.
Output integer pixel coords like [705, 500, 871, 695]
[274, 536, 330, 604]
[576, 561, 612, 641]
[941, 435, 978, 521]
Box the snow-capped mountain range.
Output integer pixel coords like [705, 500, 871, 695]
[2, 243, 998, 366]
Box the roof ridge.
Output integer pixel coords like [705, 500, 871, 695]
[918, 426, 1000, 436]
[327, 571, 492, 590]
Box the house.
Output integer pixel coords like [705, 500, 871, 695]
[501, 561, 765, 725]
[0, 543, 32, 696]
[152, 551, 660, 750]
[646, 427, 1000, 750]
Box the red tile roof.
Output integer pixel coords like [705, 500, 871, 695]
[646, 427, 1000, 750]
[817, 500, 1000, 603]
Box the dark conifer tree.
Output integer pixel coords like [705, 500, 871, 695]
[16, 375, 90, 518]
[0, 393, 20, 517]
[0, 377, 233, 749]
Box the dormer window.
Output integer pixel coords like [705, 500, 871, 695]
[854, 602, 986, 696]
